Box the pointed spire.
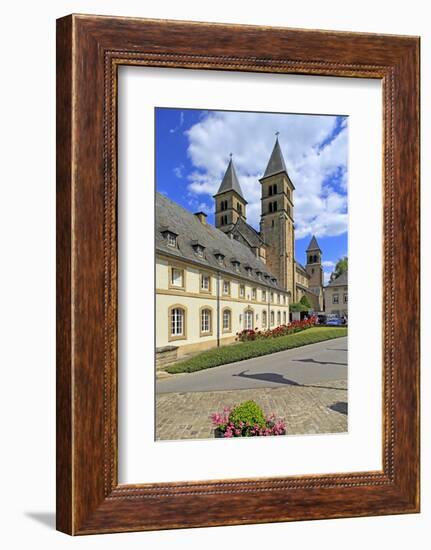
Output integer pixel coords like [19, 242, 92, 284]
[306, 235, 321, 252]
[262, 135, 287, 178]
[213, 156, 246, 201]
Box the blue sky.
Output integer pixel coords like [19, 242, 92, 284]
[155, 107, 348, 283]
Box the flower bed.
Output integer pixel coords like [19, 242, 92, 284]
[236, 315, 318, 342]
[211, 400, 286, 438]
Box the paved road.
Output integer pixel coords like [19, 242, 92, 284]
[156, 337, 347, 394]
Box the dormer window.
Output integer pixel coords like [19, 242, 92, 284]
[191, 240, 205, 258]
[231, 259, 241, 273]
[264, 273, 270, 281]
[213, 250, 225, 266]
[271, 277, 277, 285]
[167, 233, 177, 247]
[160, 226, 178, 248]
[244, 265, 252, 277]
[256, 270, 262, 280]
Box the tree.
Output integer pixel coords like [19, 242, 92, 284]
[334, 256, 348, 277]
[299, 295, 312, 309]
[289, 302, 308, 313]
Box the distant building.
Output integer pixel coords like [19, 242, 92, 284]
[156, 137, 325, 357]
[324, 271, 348, 317]
[295, 236, 324, 311]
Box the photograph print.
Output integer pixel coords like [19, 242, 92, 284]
[155, 107, 348, 441]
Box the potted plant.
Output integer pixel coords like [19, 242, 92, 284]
[211, 400, 286, 438]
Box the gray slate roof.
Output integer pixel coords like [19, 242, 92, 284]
[213, 159, 246, 201]
[326, 270, 348, 287]
[306, 235, 321, 252]
[156, 192, 284, 291]
[295, 261, 308, 274]
[262, 138, 288, 178]
[229, 217, 265, 247]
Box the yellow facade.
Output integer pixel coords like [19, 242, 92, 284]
[156, 254, 290, 356]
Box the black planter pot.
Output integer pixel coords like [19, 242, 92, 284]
[214, 428, 225, 438]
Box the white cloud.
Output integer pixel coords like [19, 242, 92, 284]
[184, 111, 348, 238]
[173, 164, 184, 178]
[170, 111, 185, 134]
[323, 271, 332, 285]
[186, 195, 213, 215]
[322, 260, 335, 268]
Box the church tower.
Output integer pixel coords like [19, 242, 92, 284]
[305, 235, 323, 288]
[260, 136, 295, 298]
[214, 156, 247, 234]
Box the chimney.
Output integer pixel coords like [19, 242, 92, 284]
[194, 211, 207, 224]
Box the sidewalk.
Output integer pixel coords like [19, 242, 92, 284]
[156, 379, 347, 440]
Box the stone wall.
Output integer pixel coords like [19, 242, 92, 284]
[156, 345, 178, 370]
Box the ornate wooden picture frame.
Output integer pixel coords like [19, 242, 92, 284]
[56, 14, 420, 534]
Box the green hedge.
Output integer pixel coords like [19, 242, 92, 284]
[166, 326, 347, 374]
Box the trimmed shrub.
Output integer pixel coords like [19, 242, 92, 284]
[229, 400, 266, 429]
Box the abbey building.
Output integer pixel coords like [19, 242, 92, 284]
[156, 137, 324, 360]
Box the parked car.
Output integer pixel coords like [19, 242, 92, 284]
[326, 316, 343, 326]
[317, 314, 327, 325]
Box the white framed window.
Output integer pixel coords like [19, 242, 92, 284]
[222, 309, 231, 331]
[170, 308, 184, 337]
[283, 295, 286, 305]
[262, 310, 267, 328]
[170, 267, 184, 288]
[270, 292, 274, 303]
[167, 233, 177, 247]
[283, 311, 287, 324]
[277, 294, 281, 304]
[270, 311, 275, 326]
[223, 280, 230, 295]
[239, 284, 245, 298]
[262, 290, 267, 302]
[333, 294, 339, 304]
[277, 311, 281, 325]
[244, 309, 254, 330]
[200, 273, 211, 292]
[201, 309, 211, 334]
[344, 293, 348, 304]
[252, 288, 257, 300]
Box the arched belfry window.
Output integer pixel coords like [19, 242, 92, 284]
[269, 201, 278, 213]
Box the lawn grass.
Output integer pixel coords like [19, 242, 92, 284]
[166, 326, 348, 374]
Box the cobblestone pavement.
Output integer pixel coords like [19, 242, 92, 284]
[156, 379, 347, 440]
